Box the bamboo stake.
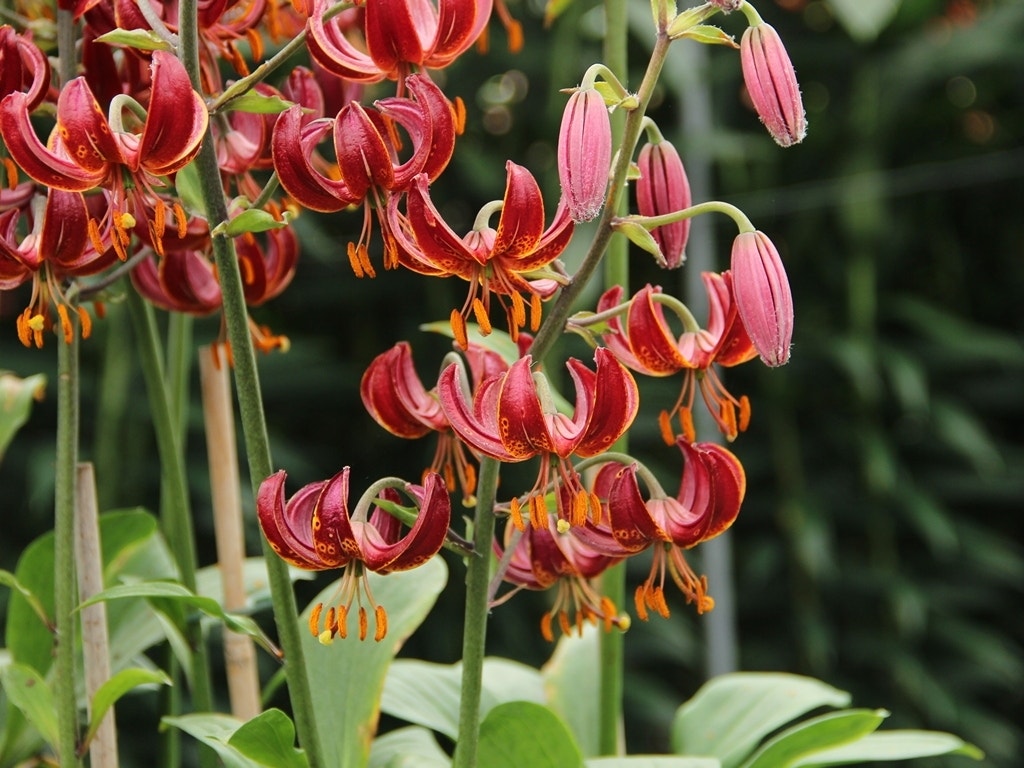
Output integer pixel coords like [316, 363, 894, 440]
[75, 462, 119, 768]
[199, 345, 262, 720]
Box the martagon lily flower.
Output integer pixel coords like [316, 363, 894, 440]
[0, 50, 208, 261]
[605, 439, 746, 618]
[437, 347, 639, 528]
[258, 468, 451, 642]
[592, 278, 756, 443]
[389, 160, 573, 347]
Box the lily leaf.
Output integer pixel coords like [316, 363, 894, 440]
[368, 726, 450, 768]
[221, 90, 294, 115]
[0, 372, 45, 464]
[84, 668, 171, 748]
[476, 701, 583, 768]
[228, 709, 309, 768]
[792, 730, 984, 765]
[0, 663, 58, 749]
[92, 28, 175, 52]
[672, 672, 851, 768]
[542, 625, 601, 756]
[213, 209, 290, 238]
[740, 709, 889, 768]
[302, 556, 447, 768]
[163, 713, 265, 768]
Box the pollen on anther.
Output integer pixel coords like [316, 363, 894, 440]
[471, 298, 492, 335]
[540, 612, 554, 642]
[450, 309, 469, 350]
[530, 293, 543, 332]
[680, 409, 696, 444]
[56, 304, 73, 345]
[309, 603, 324, 637]
[510, 291, 526, 330]
[374, 605, 388, 641]
[738, 396, 751, 432]
[358, 606, 369, 641]
[78, 307, 92, 339]
[509, 497, 525, 531]
[658, 410, 675, 446]
[337, 605, 349, 639]
[347, 243, 365, 278]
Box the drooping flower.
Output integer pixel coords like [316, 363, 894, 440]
[605, 439, 745, 618]
[0, 50, 208, 261]
[306, 0, 493, 84]
[0, 26, 51, 117]
[258, 468, 451, 642]
[636, 136, 691, 268]
[389, 161, 573, 347]
[730, 230, 794, 367]
[272, 73, 457, 275]
[557, 86, 612, 223]
[740, 22, 806, 147]
[593, 278, 756, 443]
[437, 347, 638, 528]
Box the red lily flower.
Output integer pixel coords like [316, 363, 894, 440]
[272, 73, 457, 274]
[258, 468, 451, 641]
[389, 161, 573, 347]
[361, 341, 511, 505]
[438, 347, 638, 528]
[0, 51, 208, 260]
[307, 0, 493, 84]
[605, 440, 745, 618]
[0, 26, 51, 115]
[494, 515, 627, 641]
[595, 278, 756, 443]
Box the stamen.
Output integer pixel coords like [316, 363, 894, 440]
[738, 395, 751, 432]
[572, 489, 588, 527]
[374, 605, 388, 641]
[509, 497, 525, 531]
[358, 606, 368, 641]
[450, 309, 469, 350]
[680, 408, 696, 444]
[720, 401, 738, 441]
[600, 597, 617, 632]
[173, 202, 188, 238]
[510, 291, 526, 330]
[309, 603, 324, 637]
[634, 584, 649, 621]
[2, 157, 18, 189]
[540, 612, 554, 642]
[658, 410, 675, 446]
[56, 304, 73, 345]
[87, 218, 105, 255]
[471, 298, 492, 335]
[529, 494, 548, 529]
[16, 309, 32, 347]
[557, 610, 572, 637]
[336, 605, 349, 639]
[530, 293, 543, 332]
[452, 97, 467, 135]
[153, 198, 167, 240]
[347, 243, 365, 278]
[77, 307, 92, 339]
[357, 243, 376, 278]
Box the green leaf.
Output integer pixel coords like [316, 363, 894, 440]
[740, 709, 888, 768]
[542, 625, 601, 756]
[93, 28, 175, 51]
[477, 701, 583, 768]
[84, 668, 171, 748]
[0, 372, 45, 463]
[228, 709, 309, 768]
[214, 208, 289, 238]
[420, 321, 521, 365]
[302, 556, 448, 768]
[381, 657, 544, 740]
[163, 713, 264, 768]
[672, 673, 851, 768]
[369, 726, 451, 768]
[221, 90, 294, 115]
[173, 161, 206, 217]
[792, 730, 984, 766]
[826, 0, 901, 43]
[587, 759, 720, 768]
[0, 664, 58, 749]
[0, 570, 50, 630]
[674, 25, 737, 48]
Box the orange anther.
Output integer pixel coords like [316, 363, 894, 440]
[450, 309, 468, 350]
[540, 612, 554, 643]
[530, 293, 543, 332]
[78, 307, 92, 339]
[472, 297, 492, 335]
[738, 395, 751, 432]
[358, 606, 368, 641]
[374, 605, 388, 641]
[309, 603, 324, 637]
[658, 410, 675, 446]
[509, 497, 525, 531]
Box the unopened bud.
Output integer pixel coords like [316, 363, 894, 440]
[740, 23, 807, 147]
[557, 87, 612, 222]
[730, 230, 794, 366]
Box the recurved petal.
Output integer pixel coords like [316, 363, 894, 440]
[574, 347, 639, 457]
[138, 51, 209, 176]
[437, 360, 515, 460]
[57, 77, 124, 174]
[334, 102, 393, 194]
[306, 1, 387, 83]
[492, 161, 545, 258]
[0, 93, 106, 192]
[404, 174, 479, 272]
[497, 355, 553, 457]
[661, 440, 715, 547]
[360, 473, 451, 573]
[271, 106, 361, 212]
[360, 342, 439, 437]
[364, 0, 434, 72]
[257, 470, 332, 569]
[430, 0, 493, 65]
[625, 284, 690, 374]
[310, 468, 357, 567]
[39, 189, 89, 271]
[606, 463, 666, 551]
[694, 441, 746, 540]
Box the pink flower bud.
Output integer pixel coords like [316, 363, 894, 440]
[740, 23, 807, 148]
[730, 231, 793, 367]
[636, 138, 691, 268]
[557, 87, 612, 222]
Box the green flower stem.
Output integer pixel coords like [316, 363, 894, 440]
[622, 199, 755, 233]
[125, 289, 217, 758]
[739, 1, 764, 27]
[53, 13, 81, 767]
[528, 31, 672, 364]
[176, 0, 322, 759]
[600, 0, 629, 753]
[53, 323, 81, 768]
[452, 455, 501, 768]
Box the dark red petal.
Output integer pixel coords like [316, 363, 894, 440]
[496, 355, 552, 457]
[256, 471, 331, 569]
[138, 51, 209, 176]
[310, 468, 358, 567]
[271, 106, 360, 212]
[362, 472, 451, 573]
[606, 464, 665, 551]
[574, 347, 639, 458]
[360, 343, 434, 438]
[492, 161, 544, 258]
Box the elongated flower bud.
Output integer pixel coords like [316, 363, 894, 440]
[730, 231, 793, 367]
[557, 87, 612, 222]
[636, 138, 691, 268]
[740, 23, 806, 147]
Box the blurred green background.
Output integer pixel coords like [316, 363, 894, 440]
[1, 0, 1021, 765]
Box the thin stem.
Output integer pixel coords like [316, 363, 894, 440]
[177, 0, 322, 754]
[622, 199, 755, 232]
[53, 11, 81, 767]
[452, 455, 501, 768]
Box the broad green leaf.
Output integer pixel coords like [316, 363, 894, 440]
[793, 730, 984, 766]
[0, 372, 45, 463]
[163, 713, 264, 768]
[84, 668, 171, 748]
[228, 709, 309, 768]
[740, 709, 888, 768]
[195, 557, 316, 611]
[0, 664, 58, 749]
[0, 570, 49, 629]
[587, 759, 719, 768]
[93, 28, 175, 51]
[477, 701, 582, 768]
[542, 624, 601, 756]
[672, 673, 851, 768]
[826, 0, 901, 42]
[174, 161, 205, 217]
[381, 657, 544, 740]
[369, 726, 450, 768]
[302, 556, 447, 768]
[420, 320, 520, 365]
[221, 90, 293, 115]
